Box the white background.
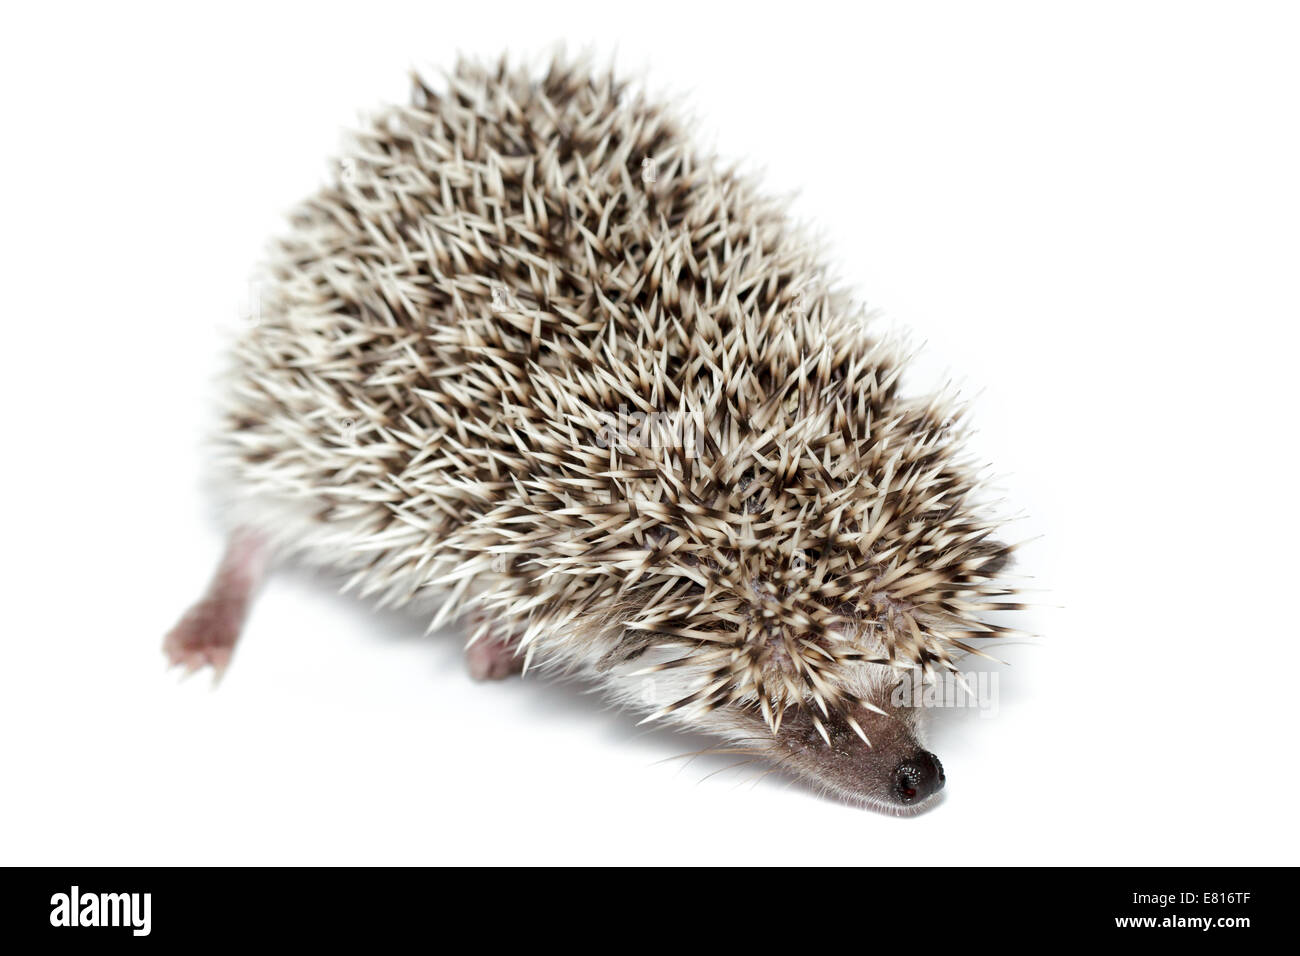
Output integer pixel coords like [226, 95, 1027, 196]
[2, 1, 1296, 865]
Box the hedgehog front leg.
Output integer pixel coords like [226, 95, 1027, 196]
[463, 611, 525, 681]
[164, 528, 269, 680]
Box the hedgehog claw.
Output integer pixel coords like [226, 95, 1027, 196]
[165, 626, 234, 683]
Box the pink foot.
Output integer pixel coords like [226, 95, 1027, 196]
[464, 617, 524, 680]
[164, 528, 268, 680]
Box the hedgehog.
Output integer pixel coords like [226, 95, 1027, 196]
[165, 53, 1020, 813]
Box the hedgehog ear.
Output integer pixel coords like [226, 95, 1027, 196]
[975, 540, 1013, 578]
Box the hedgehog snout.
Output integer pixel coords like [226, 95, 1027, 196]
[893, 751, 945, 804]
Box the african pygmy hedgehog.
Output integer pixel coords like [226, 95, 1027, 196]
[166, 54, 1019, 812]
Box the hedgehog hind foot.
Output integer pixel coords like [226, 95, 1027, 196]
[463, 614, 525, 681]
[164, 528, 269, 682]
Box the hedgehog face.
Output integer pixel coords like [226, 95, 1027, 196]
[766, 693, 944, 813]
[603, 538, 1000, 811]
[710, 661, 946, 813]
[614, 631, 947, 811]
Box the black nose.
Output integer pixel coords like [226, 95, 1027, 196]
[893, 751, 945, 804]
